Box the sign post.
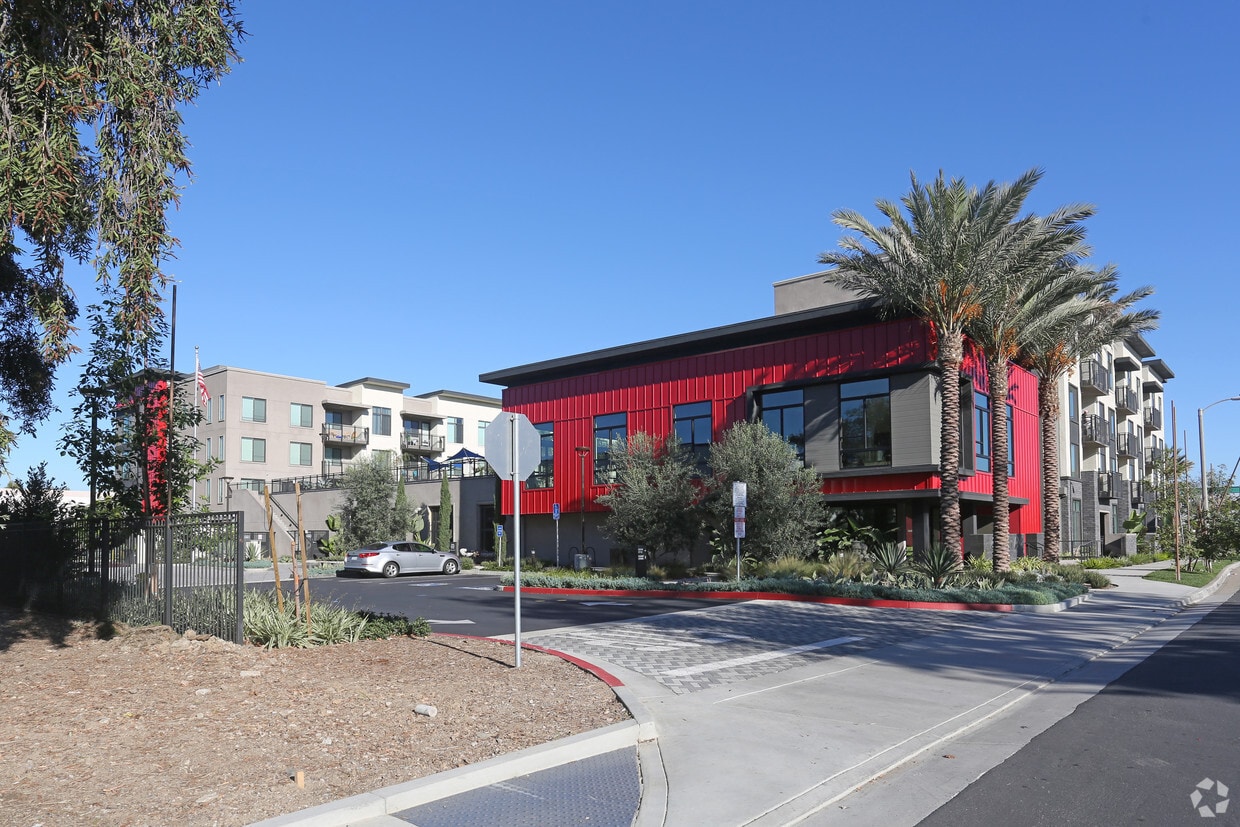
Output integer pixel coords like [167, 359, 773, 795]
[485, 412, 541, 667]
[732, 482, 747, 582]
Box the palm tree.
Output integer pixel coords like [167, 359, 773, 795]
[1017, 269, 1158, 561]
[966, 203, 1099, 571]
[820, 169, 1044, 557]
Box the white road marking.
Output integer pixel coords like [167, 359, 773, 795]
[581, 601, 633, 606]
[660, 636, 863, 678]
[426, 619, 476, 625]
[459, 586, 498, 591]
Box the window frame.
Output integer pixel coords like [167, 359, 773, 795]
[838, 379, 891, 469]
[289, 441, 312, 466]
[290, 402, 313, 428]
[240, 436, 266, 463]
[593, 413, 627, 484]
[241, 396, 266, 423]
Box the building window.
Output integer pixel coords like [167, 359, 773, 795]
[218, 434, 225, 462]
[759, 389, 805, 462]
[242, 396, 266, 423]
[291, 403, 313, 428]
[324, 446, 344, 473]
[593, 413, 627, 484]
[1006, 404, 1015, 477]
[206, 437, 212, 463]
[217, 479, 225, 504]
[975, 393, 992, 473]
[674, 401, 712, 470]
[325, 409, 344, 427]
[477, 420, 488, 445]
[204, 397, 212, 423]
[528, 422, 555, 489]
[204, 478, 211, 504]
[839, 379, 891, 468]
[446, 417, 464, 444]
[290, 442, 312, 466]
[241, 437, 266, 463]
[218, 394, 225, 422]
[372, 406, 391, 436]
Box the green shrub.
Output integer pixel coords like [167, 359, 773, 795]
[823, 550, 872, 580]
[243, 591, 431, 648]
[914, 545, 962, 588]
[869, 543, 911, 580]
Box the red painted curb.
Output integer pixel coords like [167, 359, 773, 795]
[500, 585, 1017, 612]
[435, 632, 626, 687]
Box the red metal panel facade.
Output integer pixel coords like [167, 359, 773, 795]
[495, 317, 1042, 536]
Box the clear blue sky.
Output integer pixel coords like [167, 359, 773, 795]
[10, 0, 1239, 491]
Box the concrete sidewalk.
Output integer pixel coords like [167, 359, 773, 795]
[251, 561, 1239, 827]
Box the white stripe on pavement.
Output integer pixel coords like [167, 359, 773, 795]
[660, 636, 863, 678]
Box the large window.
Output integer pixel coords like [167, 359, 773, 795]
[839, 379, 890, 468]
[290, 403, 313, 428]
[975, 393, 992, 473]
[528, 422, 555, 489]
[446, 417, 463, 444]
[477, 420, 488, 445]
[372, 406, 391, 436]
[218, 394, 225, 422]
[289, 442, 312, 466]
[241, 396, 266, 423]
[241, 437, 266, 463]
[217, 434, 225, 462]
[759, 389, 805, 462]
[674, 401, 712, 470]
[593, 413, 627, 484]
[325, 409, 344, 427]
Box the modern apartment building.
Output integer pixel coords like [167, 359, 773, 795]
[480, 275, 1046, 566]
[1056, 334, 1172, 556]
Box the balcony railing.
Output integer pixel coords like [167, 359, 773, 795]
[1143, 406, 1163, 431]
[1147, 446, 1165, 466]
[1097, 471, 1118, 501]
[1115, 387, 1140, 415]
[1117, 432, 1142, 459]
[321, 423, 369, 446]
[401, 433, 445, 453]
[1081, 413, 1112, 447]
[1080, 359, 1112, 395]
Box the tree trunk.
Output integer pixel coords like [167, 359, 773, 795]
[1040, 378, 1062, 562]
[939, 336, 964, 560]
[988, 353, 1011, 572]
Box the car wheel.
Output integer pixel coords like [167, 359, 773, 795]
[442, 559, 460, 575]
[381, 561, 399, 578]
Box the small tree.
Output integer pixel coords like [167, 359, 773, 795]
[339, 455, 397, 550]
[704, 421, 823, 561]
[391, 480, 412, 539]
[437, 476, 453, 551]
[596, 432, 701, 563]
[0, 462, 78, 525]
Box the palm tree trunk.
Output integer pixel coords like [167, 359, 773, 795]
[1040, 378, 1062, 562]
[939, 335, 964, 559]
[988, 353, 1011, 572]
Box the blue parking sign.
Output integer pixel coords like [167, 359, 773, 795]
[495, 525, 504, 538]
[553, 503, 561, 520]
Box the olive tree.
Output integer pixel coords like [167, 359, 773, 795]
[596, 432, 701, 563]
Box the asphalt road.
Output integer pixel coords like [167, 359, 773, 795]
[918, 583, 1240, 827]
[253, 571, 736, 638]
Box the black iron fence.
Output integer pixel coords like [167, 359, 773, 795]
[0, 512, 245, 643]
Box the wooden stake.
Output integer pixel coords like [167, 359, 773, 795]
[295, 770, 304, 789]
[296, 483, 312, 636]
[265, 486, 284, 612]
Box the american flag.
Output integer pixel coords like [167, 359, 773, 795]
[195, 353, 210, 407]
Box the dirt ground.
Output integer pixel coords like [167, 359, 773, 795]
[0, 609, 630, 827]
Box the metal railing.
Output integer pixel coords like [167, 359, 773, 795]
[1115, 386, 1140, 415]
[1144, 406, 1163, 431]
[400, 433, 445, 453]
[273, 458, 495, 494]
[1081, 413, 1112, 446]
[1097, 471, 1118, 500]
[1079, 360, 1112, 395]
[1117, 432, 1142, 459]
[0, 513, 245, 643]
[320, 423, 370, 445]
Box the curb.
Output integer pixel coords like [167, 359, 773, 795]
[502, 585, 1093, 613]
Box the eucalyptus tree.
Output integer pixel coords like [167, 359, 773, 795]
[1018, 270, 1158, 561]
[966, 201, 1099, 571]
[0, 0, 243, 470]
[820, 169, 1045, 557]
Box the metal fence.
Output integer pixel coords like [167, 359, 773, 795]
[0, 512, 245, 643]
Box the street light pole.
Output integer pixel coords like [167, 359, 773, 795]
[575, 445, 590, 559]
[222, 476, 234, 513]
[1198, 395, 1240, 514]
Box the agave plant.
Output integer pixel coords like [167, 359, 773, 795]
[869, 542, 911, 581]
[914, 545, 962, 589]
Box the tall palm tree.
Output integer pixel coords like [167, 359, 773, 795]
[1018, 269, 1158, 561]
[820, 169, 1043, 557]
[966, 204, 1099, 571]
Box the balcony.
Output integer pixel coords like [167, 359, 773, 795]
[1143, 406, 1163, 431]
[1079, 359, 1112, 396]
[321, 423, 369, 446]
[1097, 471, 1118, 501]
[1081, 413, 1112, 447]
[1115, 386, 1140, 415]
[1147, 446, 1165, 466]
[1117, 432, 1142, 459]
[401, 433, 445, 454]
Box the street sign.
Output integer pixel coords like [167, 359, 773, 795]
[732, 481, 747, 508]
[553, 503, 561, 520]
[734, 505, 746, 519]
[495, 525, 503, 537]
[485, 412, 542, 481]
[734, 518, 746, 539]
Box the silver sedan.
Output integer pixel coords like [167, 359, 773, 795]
[342, 541, 461, 578]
